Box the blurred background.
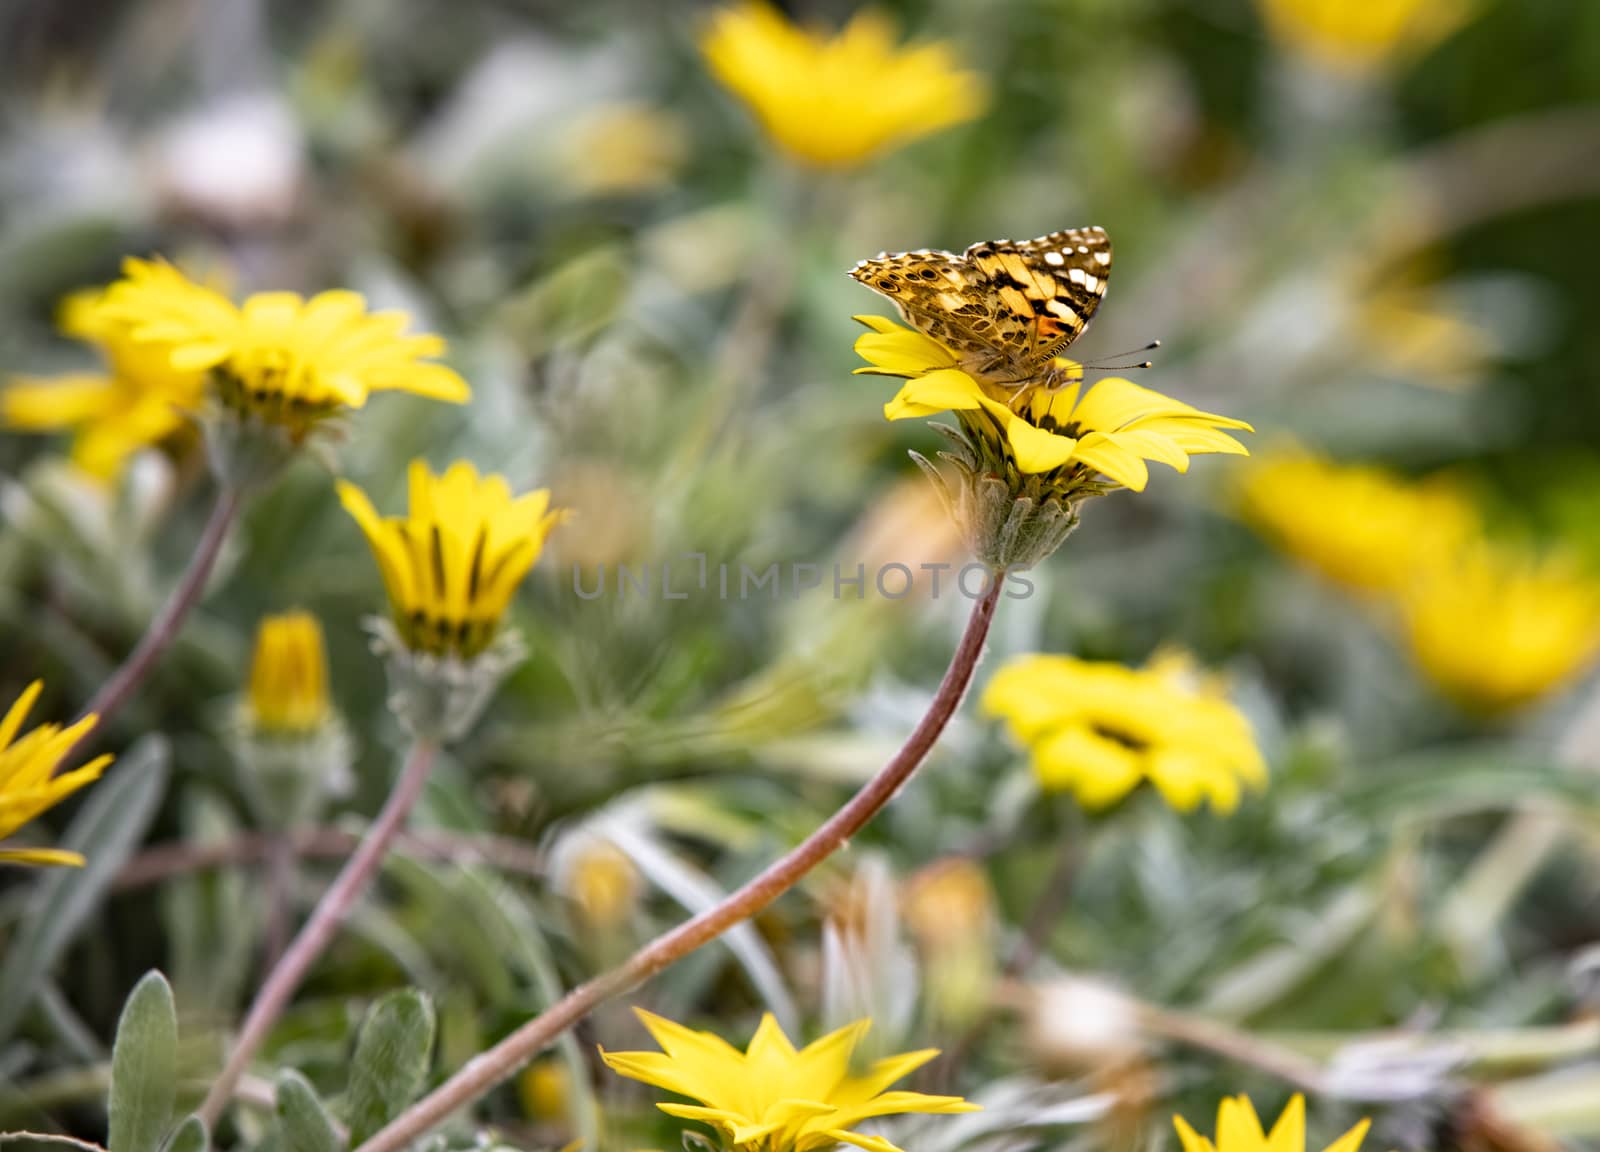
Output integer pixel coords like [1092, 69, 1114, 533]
[3, 0, 1600, 1149]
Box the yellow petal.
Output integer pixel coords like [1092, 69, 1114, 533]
[0, 847, 86, 867]
[1174, 1115, 1219, 1152]
[1266, 1095, 1306, 1152]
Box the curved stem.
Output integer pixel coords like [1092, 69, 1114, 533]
[354, 578, 1005, 1152]
[198, 739, 440, 1126]
[73, 486, 242, 748]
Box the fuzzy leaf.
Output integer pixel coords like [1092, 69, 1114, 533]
[344, 990, 435, 1144]
[160, 1116, 207, 1152]
[277, 1070, 344, 1152]
[108, 972, 177, 1152]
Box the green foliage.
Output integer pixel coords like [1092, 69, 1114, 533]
[107, 973, 177, 1152]
[159, 1117, 209, 1152]
[276, 1071, 344, 1152]
[0, 740, 169, 1044]
[342, 991, 436, 1146]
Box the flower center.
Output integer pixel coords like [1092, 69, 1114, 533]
[1089, 722, 1149, 753]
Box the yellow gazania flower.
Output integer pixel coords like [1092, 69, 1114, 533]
[1236, 448, 1481, 596]
[601, 1010, 978, 1152]
[247, 611, 332, 735]
[855, 315, 1251, 493]
[700, 2, 986, 169]
[3, 288, 207, 481]
[0, 682, 112, 868]
[94, 258, 469, 434]
[1401, 547, 1600, 715]
[338, 460, 568, 659]
[982, 649, 1266, 814]
[1256, 0, 1475, 72]
[1175, 1095, 1369, 1152]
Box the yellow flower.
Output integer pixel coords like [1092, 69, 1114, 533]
[95, 258, 469, 436]
[558, 837, 641, 931]
[518, 1058, 571, 1122]
[247, 611, 332, 735]
[1360, 276, 1493, 391]
[1256, 0, 1475, 71]
[338, 460, 568, 659]
[856, 315, 1252, 494]
[3, 288, 207, 481]
[700, 2, 985, 169]
[1237, 448, 1480, 596]
[601, 1010, 978, 1152]
[1401, 547, 1600, 715]
[982, 650, 1266, 814]
[1175, 1095, 1369, 1152]
[0, 682, 112, 868]
[560, 103, 688, 196]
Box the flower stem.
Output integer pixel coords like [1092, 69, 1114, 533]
[198, 739, 440, 1126]
[353, 577, 1005, 1152]
[74, 485, 242, 744]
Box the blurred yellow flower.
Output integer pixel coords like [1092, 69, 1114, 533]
[338, 460, 568, 659]
[3, 288, 207, 481]
[247, 611, 332, 735]
[901, 857, 993, 949]
[0, 682, 112, 868]
[96, 258, 469, 437]
[983, 650, 1266, 814]
[1401, 547, 1600, 715]
[1256, 0, 1475, 71]
[856, 315, 1251, 494]
[601, 1010, 978, 1152]
[517, 1058, 571, 1122]
[560, 103, 688, 197]
[558, 837, 640, 931]
[701, 2, 986, 168]
[1361, 279, 1494, 390]
[1237, 449, 1480, 595]
[901, 858, 996, 1028]
[1175, 1095, 1369, 1152]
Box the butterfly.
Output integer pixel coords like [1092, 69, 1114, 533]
[850, 226, 1113, 387]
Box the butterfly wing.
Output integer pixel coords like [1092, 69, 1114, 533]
[849, 247, 1004, 368]
[851, 226, 1113, 383]
[963, 227, 1112, 366]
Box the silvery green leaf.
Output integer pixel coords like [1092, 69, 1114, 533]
[277, 1070, 344, 1152]
[344, 990, 435, 1145]
[159, 1116, 207, 1152]
[108, 971, 177, 1152]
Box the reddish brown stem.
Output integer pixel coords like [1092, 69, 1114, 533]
[72, 487, 241, 753]
[353, 578, 1005, 1152]
[198, 739, 440, 1125]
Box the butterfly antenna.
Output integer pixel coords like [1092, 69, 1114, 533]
[1083, 340, 1161, 372]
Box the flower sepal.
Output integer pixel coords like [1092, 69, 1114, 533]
[230, 717, 354, 828]
[201, 398, 337, 491]
[912, 422, 1082, 571]
[367, 618, 527, 743]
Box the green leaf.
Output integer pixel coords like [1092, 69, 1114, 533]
[343, 990, 435, 1145]
[160, 1116, 207, 1152]
[108, 971, 178, 1152]
[0, 738, 169, 1044]
[276, 1070, 344, 1152]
